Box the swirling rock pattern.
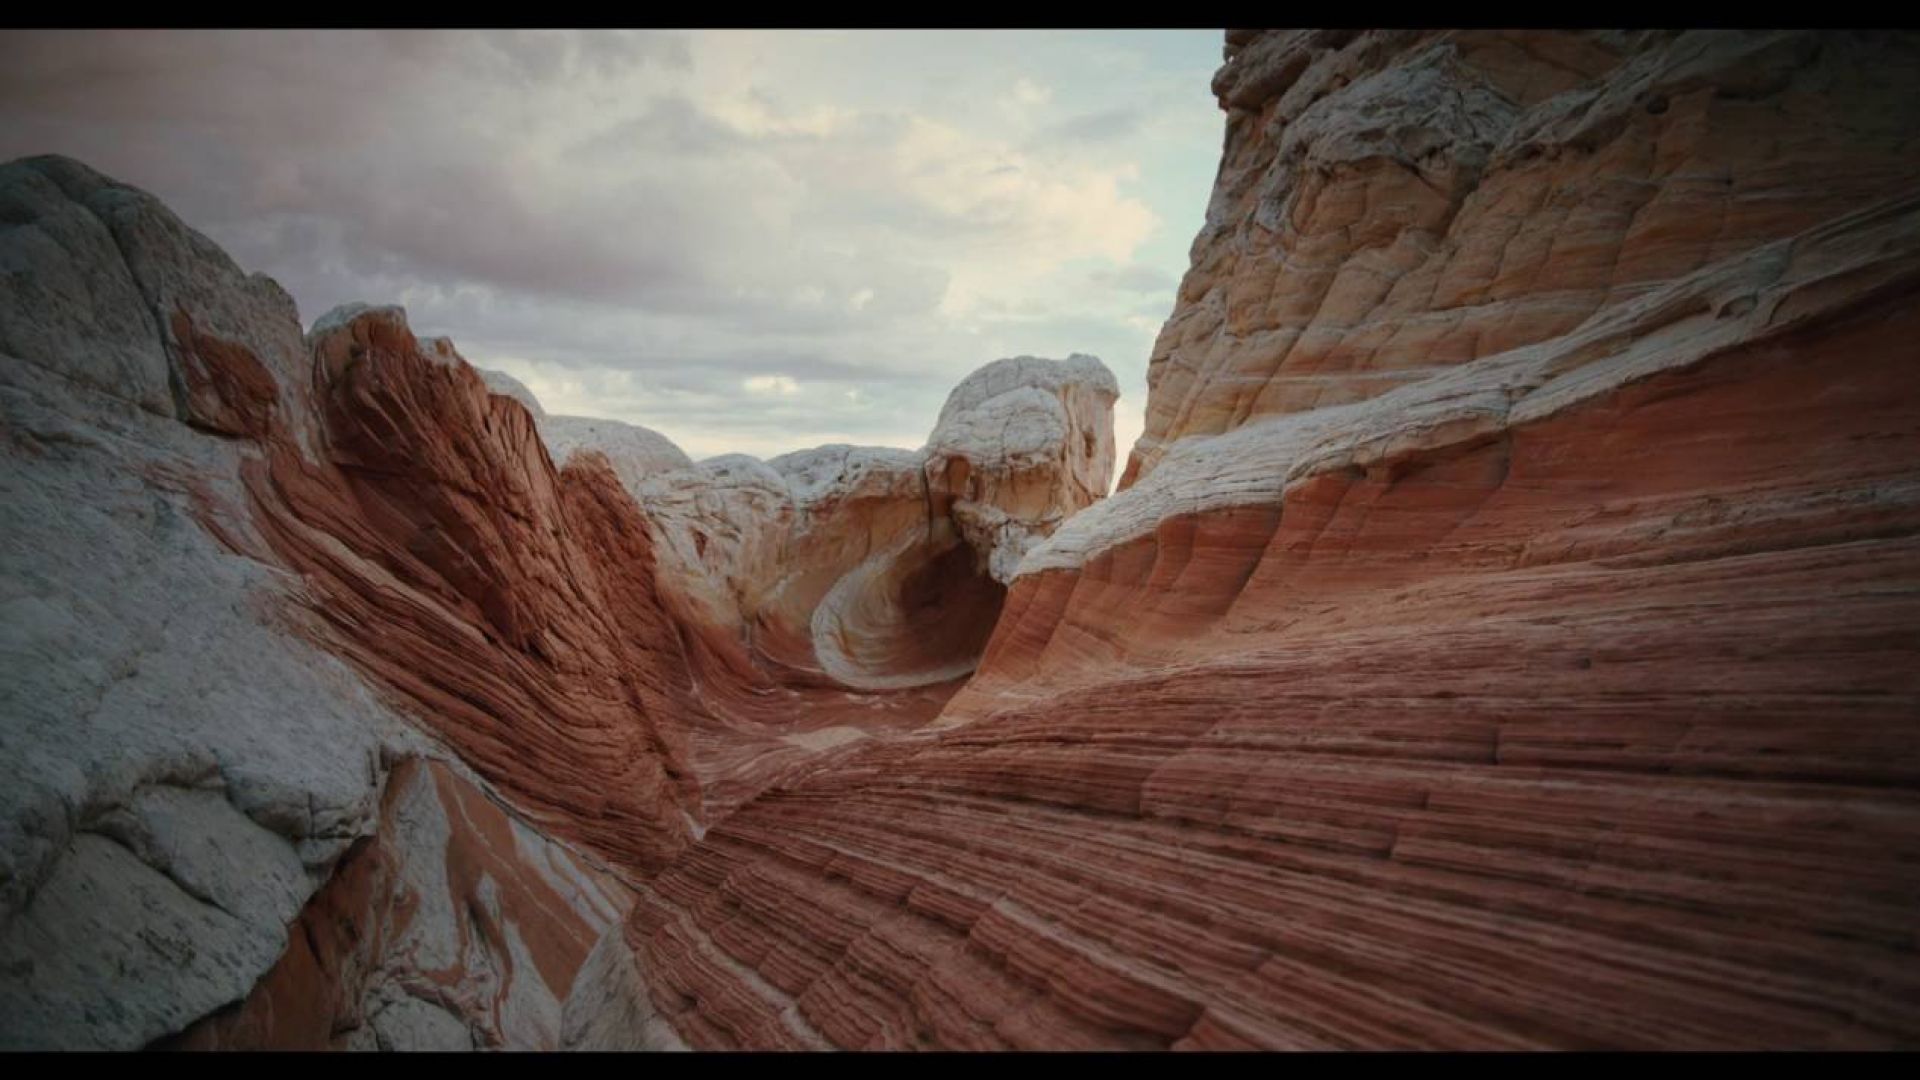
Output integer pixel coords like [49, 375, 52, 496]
[8, 25, 1920, 1052]
[564, 29, 1920, 1050]
[0, 150, 1119, 1046]
[598, 356, 1118, 695]
[243, 302, 706, 873]
[0, 157, 639, 1050]
[1125, 29, 1920, 485]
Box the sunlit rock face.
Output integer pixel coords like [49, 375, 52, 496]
[565, 30, 1920, 1049]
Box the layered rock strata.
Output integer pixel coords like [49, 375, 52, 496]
[508, 356, 1116, 817]
[244, 301, 705, 873]
[0, 157, 634, 1050]
[8, 24, 1920, 1053]
[0, 153, 1117, 1047]
[562, 29, 1920, 1050]
[1126, 28, 1920, 484]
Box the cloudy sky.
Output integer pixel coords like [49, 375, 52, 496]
[0, 29, 1225, 467]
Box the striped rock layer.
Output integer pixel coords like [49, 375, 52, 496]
[564, 29, 1920, 1050]
[4, 26, 1920, 1052]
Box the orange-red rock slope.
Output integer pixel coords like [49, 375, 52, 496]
[580, 286, 1920, 1048]
[205, 305, 707, 873]
[565, 29, 1920, 1050]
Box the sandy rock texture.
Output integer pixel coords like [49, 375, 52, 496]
[563, 30, 1920, 1049]
[165, 758, 632, 1050]
[1125, 29, 1920, 485]
[0, 152, 1119, 1048]
[588, 354, 1118, 695]
[0, 157, 634, 1049]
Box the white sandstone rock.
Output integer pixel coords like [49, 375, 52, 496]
[539, 414, 693, 499]
[478, 367, 546, 418]
[0, 156, 632, 1051]
[626, 354, 1119, 689]
[1020, 190, 1920, 577]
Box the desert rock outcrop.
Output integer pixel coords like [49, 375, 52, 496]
[7, 25, 1920, 1053]
[0, 157, 633, 1050]
[612, 354, 1117, 694]
[0, 154, 1117, 1046]
[1125, 29, 1920, 485]
[564, 29, 1920, 1050]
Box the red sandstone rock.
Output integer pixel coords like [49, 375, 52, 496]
[570, 236, 1920, 1051]
[232, 303, 705, 874]
[8, 26, 1920, 1053]
[1124, 29, 1920, 486]
[561, 29, 1920, 1050]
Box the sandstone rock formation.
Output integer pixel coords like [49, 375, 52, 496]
[562, 30, 1920, 1049]
[927, 355, 1118, 585]
[538, 414, 695, 495]
[165, 759, 633, 1050]
[1125, 29, 1920, 486]
[477, 368, 546, 418]
[0, 157, 634, 1050]
[0, 154, 1116, 1046]
[6, 25, 1920, 1053]
[542, 355, 1118, 696]
[251, 300, 704, 873]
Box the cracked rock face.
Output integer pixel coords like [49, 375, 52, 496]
[0, 156, 408, 1050]
[164, 759, 633, 1051]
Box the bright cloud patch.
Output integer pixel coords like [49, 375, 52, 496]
[744, 374, 801, 396]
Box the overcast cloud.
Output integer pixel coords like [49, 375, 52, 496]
[0, 29, 1224, 464]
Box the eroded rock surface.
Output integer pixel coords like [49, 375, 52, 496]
[535, 354, 1119, 696]
[0, 152, 1117, 1047]
[1126, 29, 1920, 485]
[166, 759, 632, 1051]
[538, 414, 694, 495]
[0, 157, 633, 1050]
[249, 301, 705, 873]
[563, 30, 1920, 1050]
[8, 25, 1920, 1053]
